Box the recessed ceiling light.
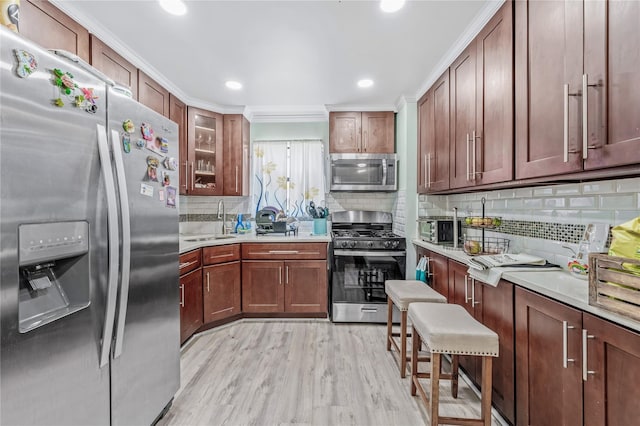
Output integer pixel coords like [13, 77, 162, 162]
[357, 79, 374, 88]
[225, 80, 243, 90]
[158, 0, 187, 16]
[380, 0, 406, 13]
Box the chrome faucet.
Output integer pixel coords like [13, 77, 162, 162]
[217, 200, 226, 235]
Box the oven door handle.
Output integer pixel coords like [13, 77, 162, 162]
[333, 250, 406, 257]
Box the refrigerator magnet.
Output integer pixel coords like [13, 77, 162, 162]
[122, 134, 131, 153]
[163, 157, 177, 170]
[140, 183, 154, 197]
[146, 156, 159, 182]
[161, 171, 171, 187]
[158, 137, 169, 153]
[13, 49, 38, 78]
[158, 189, 165, 201]
[141, 123, 154, 141]
[122, 119, 135, 133]
[135, 139, 145, 149]
[166, 187, 177, 208]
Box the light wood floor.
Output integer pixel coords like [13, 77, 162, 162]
[158, 320, 501, 426]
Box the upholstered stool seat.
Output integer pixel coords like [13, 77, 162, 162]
[408, 302, 499, 426]
[385, 280, 446, 378]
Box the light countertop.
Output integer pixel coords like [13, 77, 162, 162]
[180, 232, 331, 254]
[413, 239, 640, 333]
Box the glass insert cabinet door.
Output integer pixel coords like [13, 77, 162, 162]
[187, 107, 223, 195]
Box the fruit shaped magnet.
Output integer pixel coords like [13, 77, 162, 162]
[123, 119, 135, 133]
[80, 87, 99, 113]
[141, 123, 154, 141]
[13, 49, 38, 78]
[146, 155, 159, 182]
[163, 157, 178, 171]
[122, 134, 131, 153]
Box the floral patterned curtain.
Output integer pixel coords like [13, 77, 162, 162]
[253, 140, 325, 218]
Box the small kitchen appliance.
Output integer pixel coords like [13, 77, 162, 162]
[418, 218, 462, 244]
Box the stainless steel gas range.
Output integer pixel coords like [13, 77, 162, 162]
[330, 211, 405, 323]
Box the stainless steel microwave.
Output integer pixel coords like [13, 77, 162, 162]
[329, 153, 397, 191]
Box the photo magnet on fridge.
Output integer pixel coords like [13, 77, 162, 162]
[146, 156, 159, 182]
[165, 186, 176, 208]
[161, 171, 170, 187]
[140, 183, 154, 197]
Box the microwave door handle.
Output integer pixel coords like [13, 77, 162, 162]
[381, 159, 388, 186]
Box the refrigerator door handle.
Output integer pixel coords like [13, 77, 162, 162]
[110, 129, 131, 359]
[97, 124, 120, 368]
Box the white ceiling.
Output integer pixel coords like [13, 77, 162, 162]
[54, 0, 501, 118]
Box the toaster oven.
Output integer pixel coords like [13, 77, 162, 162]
[418, 219, 462, 244]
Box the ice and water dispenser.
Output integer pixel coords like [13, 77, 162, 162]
[18, 221, 91, 332]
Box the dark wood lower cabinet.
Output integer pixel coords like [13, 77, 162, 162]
[427, 250, 450, 301]
[242, 260, 327, 314]
[447, 259, 514, 424]
[583, 313, 640, 426]
[241, 261, 284, 313]
[179, 268, 203, 344]
[515, 287, 583, 426]
[203, 261, 241, 323]
[285, 260, 327, 313]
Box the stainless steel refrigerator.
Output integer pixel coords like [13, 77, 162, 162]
[0, 27, 180, 425]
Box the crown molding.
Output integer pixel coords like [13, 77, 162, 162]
[49, 0, 240, 115]
[326, 104, 397, 113]
[395, 95, 417, 111]
[244, 105, 329, 123]
[415, 0, 506, 100]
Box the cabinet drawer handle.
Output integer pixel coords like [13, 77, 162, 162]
[582, 329, 595, 381]
[190, 161, 195, 190]
[180, 284, 184, 307]
[269, 250, 299, 254]
[279, 266, 283, 285]
[472, 130, 479, 180]
[235, 165, 239, 193]
[582, 74, 599, 158]
[361, 307, 378, 313]
[286, 265, 289, 284]
[423, 154, 428, 188]
[206, 272, 210, 293]
[562, 320, 575, 368]
[179, 260, 198, 270]
[207, 253, 234, 260]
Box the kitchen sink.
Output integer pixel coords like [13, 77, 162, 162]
[183, 235, 235, 242]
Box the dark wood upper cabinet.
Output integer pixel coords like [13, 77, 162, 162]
[515, 0, 585, 179]
[169, 94, 188, 195]
[450, 0, 513, 189]
[329, 112, 361, 153]
[449, 44, 477, 189]
[138, 70, 169, 118]
[330, 111, 394, 153]
[89, 35, 138, 99]
[20, 0, 89, 62]
[187, 107, 224, 196]
[583, 0, 640, 170]
[417, 70, 450, 193]
[474, 0, 513, 186]
[223, 114, 250, 196]
[361, 112, 395, 153]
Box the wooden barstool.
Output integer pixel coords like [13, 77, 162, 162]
[385, 280, 447, 378]
[409, 302, 499, 426]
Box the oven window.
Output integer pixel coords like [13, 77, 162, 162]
[332, 254, 406, 303]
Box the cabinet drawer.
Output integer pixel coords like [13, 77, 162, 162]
[203, 244, 241, 265]
[179, 249, 201, 275]
[242, 243, 327, 260]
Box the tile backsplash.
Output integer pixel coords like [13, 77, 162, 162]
[418, 176, 640, 268]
